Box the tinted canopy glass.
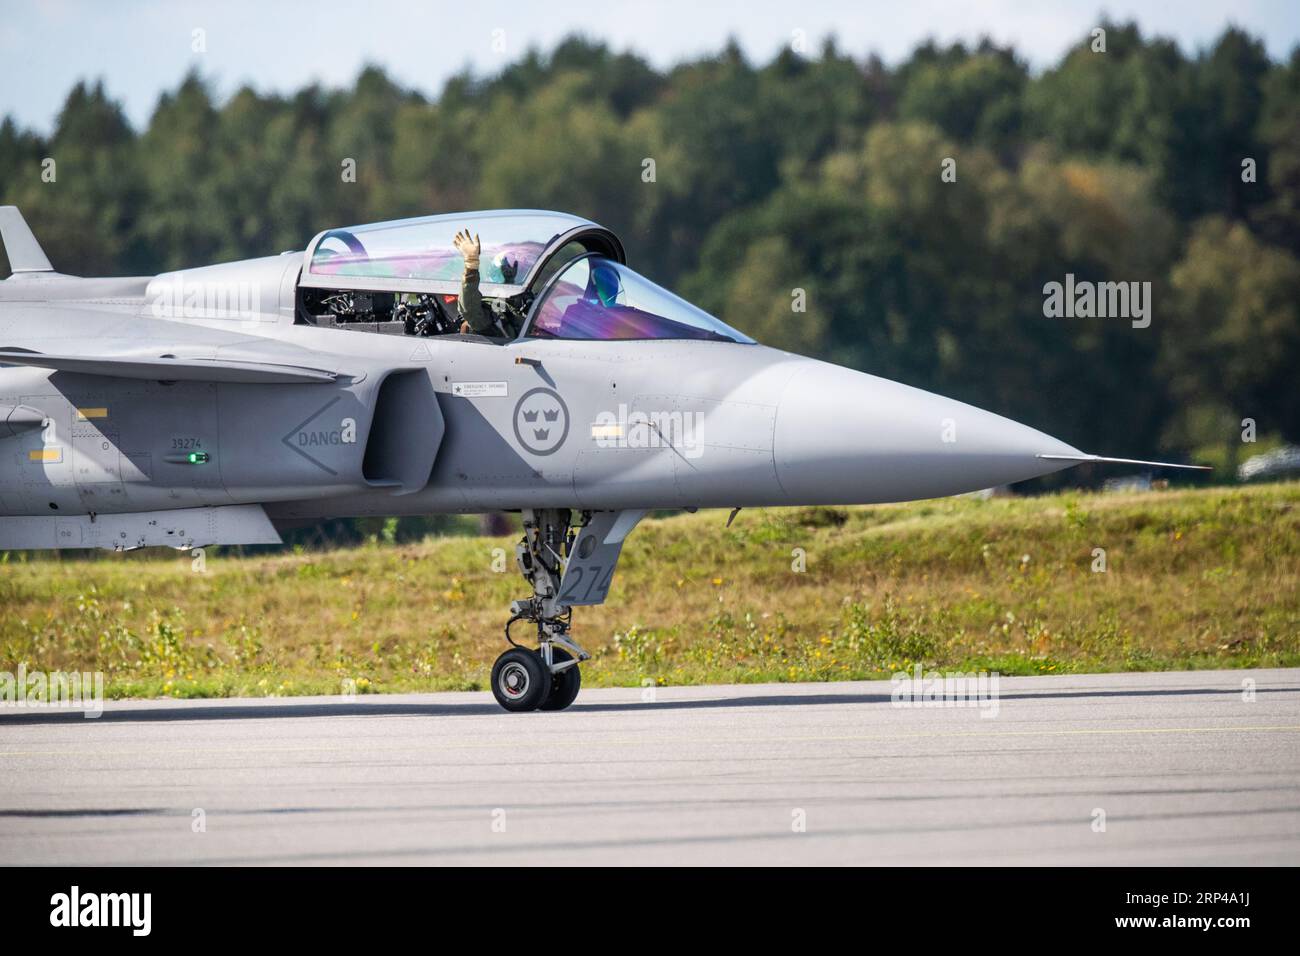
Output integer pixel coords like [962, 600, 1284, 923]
[306, 212, 589, 287]
[526, 257, 754, 343]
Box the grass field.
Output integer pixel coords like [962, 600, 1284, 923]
[2, 482, 1297, 699]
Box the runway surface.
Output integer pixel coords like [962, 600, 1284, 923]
[1, 668, 1298, 865]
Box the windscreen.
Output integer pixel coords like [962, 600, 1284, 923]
[526, 256, 754, 343]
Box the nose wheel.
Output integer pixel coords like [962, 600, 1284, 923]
[490, 648, 549, 711]
[489, 646, 583, 712]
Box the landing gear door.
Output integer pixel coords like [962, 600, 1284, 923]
[552, 510, 645, 612]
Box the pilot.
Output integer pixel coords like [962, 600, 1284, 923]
[587, 261, 623, 307]
[452, 229, 520, 337]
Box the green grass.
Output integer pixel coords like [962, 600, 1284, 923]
[2, 482, 1298, 699]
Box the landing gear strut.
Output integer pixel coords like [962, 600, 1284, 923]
[488, 507, 644, 713]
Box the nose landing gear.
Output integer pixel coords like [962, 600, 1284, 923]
[490, 508, 588, 712]
[487, 508, 642, 713]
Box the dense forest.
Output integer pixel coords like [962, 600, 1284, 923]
[2, 20, 1297, 480]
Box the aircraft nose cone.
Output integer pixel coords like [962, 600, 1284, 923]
[773, 361, 1083, 504]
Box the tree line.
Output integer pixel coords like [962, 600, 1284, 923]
[2, 20, 1297, 482]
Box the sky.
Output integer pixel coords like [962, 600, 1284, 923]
[1, 0, 1297, 133]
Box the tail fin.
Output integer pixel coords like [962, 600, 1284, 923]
[0, 206, 54, 274]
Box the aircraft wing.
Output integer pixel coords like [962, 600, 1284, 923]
[0, 349, 342, 384]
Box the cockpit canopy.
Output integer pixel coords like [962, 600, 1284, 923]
[296, 209, 752, 345]
[300, 210, 624, 298]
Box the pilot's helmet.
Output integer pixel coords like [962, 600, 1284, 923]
[493, 251, 519, 284]
[588, 262, 623, 307]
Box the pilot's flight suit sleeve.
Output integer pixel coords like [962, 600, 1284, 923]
[457, 265, 493, 334]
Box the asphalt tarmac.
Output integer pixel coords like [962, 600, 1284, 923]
[1, 668, 1297, 865]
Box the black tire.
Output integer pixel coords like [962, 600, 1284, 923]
[490, 648, 549, 712]
[539, 647, 582, 711]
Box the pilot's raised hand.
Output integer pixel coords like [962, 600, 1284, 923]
[453, 229, 481, 271]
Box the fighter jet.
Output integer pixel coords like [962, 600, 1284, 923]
[0, 207, 1207, 711]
